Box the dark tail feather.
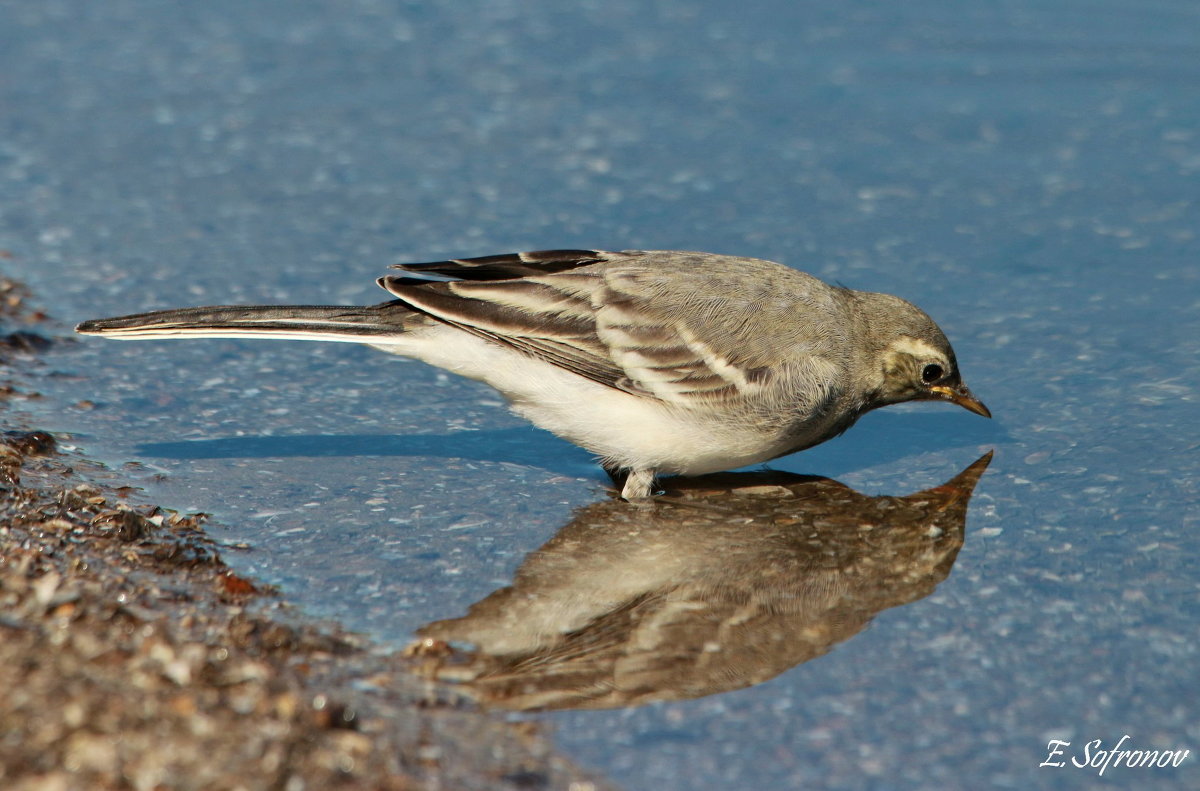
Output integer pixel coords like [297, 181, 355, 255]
[76, 302, 412, 343]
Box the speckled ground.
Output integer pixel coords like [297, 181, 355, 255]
[0, 279, 609, 791]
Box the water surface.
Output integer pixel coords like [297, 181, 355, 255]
[2, 1, 1197, 788]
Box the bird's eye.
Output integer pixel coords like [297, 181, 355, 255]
[921, 363, 944, 384]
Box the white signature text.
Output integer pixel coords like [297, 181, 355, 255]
[1041, 734, 1189, 776]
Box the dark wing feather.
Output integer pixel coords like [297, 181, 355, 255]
[379, 274, 627, 389]
[393, 249, 607, 281]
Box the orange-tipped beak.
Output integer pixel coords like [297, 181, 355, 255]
[929, 384, 992, 418]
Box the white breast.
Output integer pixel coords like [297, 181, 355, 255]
[374, 327, 796, 475]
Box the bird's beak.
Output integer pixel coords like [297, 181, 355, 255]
[929, 384, 991, 418]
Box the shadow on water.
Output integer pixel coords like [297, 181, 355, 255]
[779, 408, 1003, 477]
[407, 452, 993, 711]
[136, 411, 1003, 479]
[137, 427, 598, 475]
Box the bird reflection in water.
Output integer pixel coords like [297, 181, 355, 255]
[408, 452, 992, 711]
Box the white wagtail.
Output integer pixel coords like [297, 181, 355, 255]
[76, 249, 990, 500]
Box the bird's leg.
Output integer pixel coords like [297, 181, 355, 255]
[601, 463, 658, 503]
[620, 469, 658, 502]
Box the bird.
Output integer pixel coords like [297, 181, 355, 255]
[75, 249, 990, 500]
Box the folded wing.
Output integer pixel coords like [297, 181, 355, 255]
[382, 250, 837, 411]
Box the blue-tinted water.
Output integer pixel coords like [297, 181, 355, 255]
[2, 1, 1197, 788]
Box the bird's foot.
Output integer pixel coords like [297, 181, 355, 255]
[619, 469, 659, 503]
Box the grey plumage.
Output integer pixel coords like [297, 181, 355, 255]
[76, 249, 990, 499]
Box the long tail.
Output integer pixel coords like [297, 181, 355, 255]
[75, 302, 413, 343]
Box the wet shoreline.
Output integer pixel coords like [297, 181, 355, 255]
[0, 276, 607, 790]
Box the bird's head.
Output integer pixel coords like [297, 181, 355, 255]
[857, 292, 991, 418]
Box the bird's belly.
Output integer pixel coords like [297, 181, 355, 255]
[378, 329, 795, 474]
[509, 389, 789, 475]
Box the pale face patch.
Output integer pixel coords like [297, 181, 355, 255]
[885, 336, 949, 367]
[874, 335, 953, 398]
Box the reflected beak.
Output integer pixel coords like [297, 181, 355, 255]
[929, 384, 992, 418]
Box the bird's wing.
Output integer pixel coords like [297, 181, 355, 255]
[380, 262, 624, 387]
[392, 249, 606, 281]
[380, 250, 843, 410]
